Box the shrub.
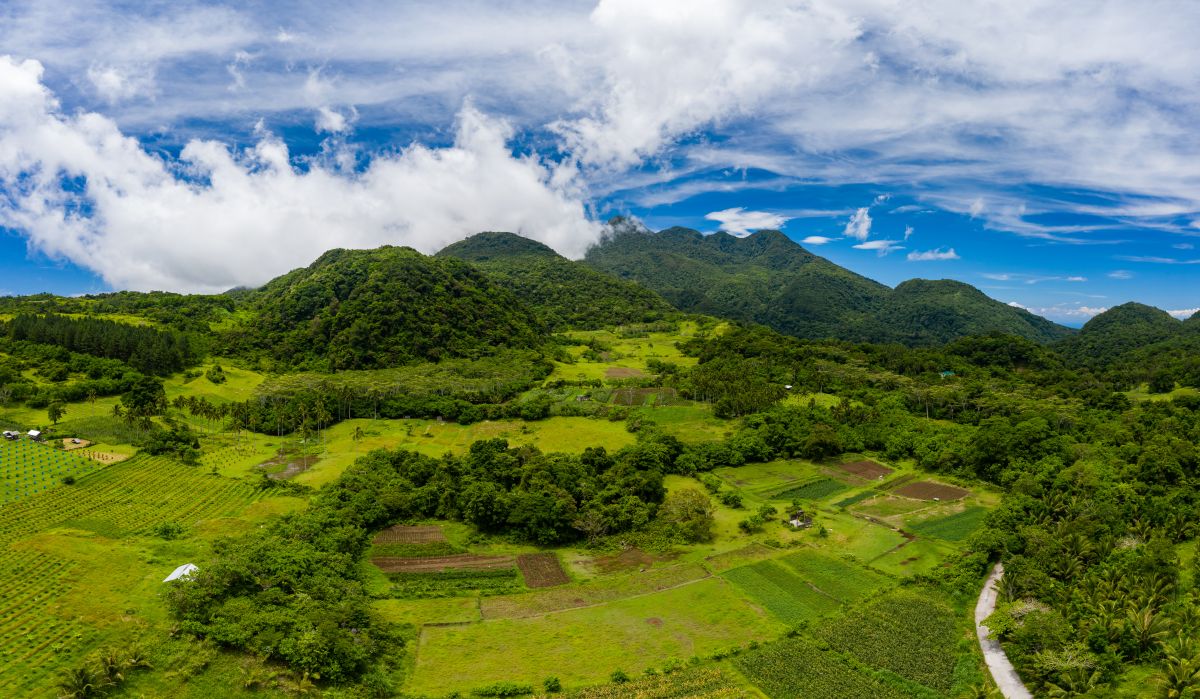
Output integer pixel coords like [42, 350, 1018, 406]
[610, 669, 630, 683]
[542, 676, 562, 693]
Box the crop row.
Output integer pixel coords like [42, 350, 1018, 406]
[735, 636, 908, 699]
[557, 668, 743, 698]
[814, 590, 960, 693]
[0, 549, 95, 696]
[907, 506, 988, 542]
[0, 454, 263, 545]
[776, 551, 892, 604]
[390, 568, 523, 598]
[772, 477, 848, 501]
[721, 560, 840, 625]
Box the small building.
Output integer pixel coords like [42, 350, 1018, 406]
[2, 431, 18, 441]
[163, 563, 198, 583]
[787, 510, 814, 529]
[26, 430, 42, 441]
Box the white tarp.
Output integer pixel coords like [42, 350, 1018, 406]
[163, 563, 198, 582]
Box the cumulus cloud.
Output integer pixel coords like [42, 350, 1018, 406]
[906, 247, 959, 261]
[1168, 308, 1200, 319]
[852, 239, 903, 256]
[0, 56, 599, 293]
[704, 207, 787, 237]
[86, 63, 155, 103]
[843, 207, 872, 241]
[801, 235, 835, 245]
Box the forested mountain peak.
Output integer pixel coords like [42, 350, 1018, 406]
[1078, 302, 1180, 336]
[439, 232, 673, 330]
[860, 278, 1073, 345]
[436, 231, 559, 263]
[227, 245, 545, 370]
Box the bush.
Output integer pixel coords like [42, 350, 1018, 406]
[542, 676, 562, 693]
[719, 491, 743, 509]
[473, 681, 534, 697]
[610, 669, 630, 683]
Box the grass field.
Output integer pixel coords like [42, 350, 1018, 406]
[295, 416, 638, 487]
[407, 576, 784, 695]
[547, 322, 710, 383]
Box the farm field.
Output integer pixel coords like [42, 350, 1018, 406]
[0, 438, 103, 503]
[407, 576, 784, 696]
[0, 451, 298, 697]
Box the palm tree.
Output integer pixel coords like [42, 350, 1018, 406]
[56, 665, 98, 699]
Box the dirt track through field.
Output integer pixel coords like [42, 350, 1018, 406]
[976, 563, 1033, 698]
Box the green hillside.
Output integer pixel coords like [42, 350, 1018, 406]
[223, 246, 545, 370]
[584, 225, 1070, 345]
[1056, 302, 1182, 366]
[437, 232, 674, 329]
[860, 279, 1073, 345]
[584, 225, 889, 339]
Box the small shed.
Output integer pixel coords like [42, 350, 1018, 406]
[163, 563, 198, 583]
[27, 430, 42, 440]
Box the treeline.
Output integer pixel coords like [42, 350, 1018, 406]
[0, 338, 149, 408]
[4, 314, 198, 375]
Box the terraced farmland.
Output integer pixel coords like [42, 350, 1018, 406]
[0, 439, 103, 503]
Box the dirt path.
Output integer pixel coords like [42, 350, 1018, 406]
[975, 563, 1033, 699]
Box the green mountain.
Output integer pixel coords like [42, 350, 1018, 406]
[584, 224, 1071, 345]
[584, 225, 889, 338]
[437, 231, 674, 329]
[226, 246, 545, 370]
[1056, 302, 1182, 366]
[860, 279, 1073, 345]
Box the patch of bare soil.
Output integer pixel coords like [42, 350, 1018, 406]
[836, 459, 893, 480]
[374, 524, 447, 545]
[517, 553, 570, 588]
[62, 438, 92, 450]
[371, 554, 515, 574]
[591, 547, 672, 574]
[894, 481, 969, 501]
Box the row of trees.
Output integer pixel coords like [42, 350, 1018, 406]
[3, 313, 198, 375]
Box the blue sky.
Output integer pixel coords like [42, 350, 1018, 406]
[1, 1, 1199, 324]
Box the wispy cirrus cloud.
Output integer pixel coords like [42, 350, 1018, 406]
[853, 239, 903, 256]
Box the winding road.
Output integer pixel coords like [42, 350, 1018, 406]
[975, 562, 1033, 699]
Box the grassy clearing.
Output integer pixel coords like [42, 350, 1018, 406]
[373, 597, 481, 626]
[481, 563, 709, 619]
[776, 551, 893, 604]
[166, 360, 265, 404]
[869, 537, 959, 576]
[547, 322, 708, 384]
[296, 417, 637, 488]
[407, 576, 783, 695]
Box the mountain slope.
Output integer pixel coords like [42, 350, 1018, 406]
[437, 232, 673, 329]
[226, 246, 545, 370]
[860, 279, 1073, 345]
[584, 224, 1070, 344]
[1056, 302, 1182, 366]
[584, 226, 889, 338]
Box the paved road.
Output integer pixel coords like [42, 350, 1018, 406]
[975, 562, 1033, 699]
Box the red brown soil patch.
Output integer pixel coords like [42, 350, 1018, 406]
[371, 554, 514, 574]
[836, 460, 893, 480]
[591, 547, 672, 574]
[373, 524, 447, 545]
[646, 617, 663, 627]
[894, 481, 969, 501]
[62, 438, 93, 450]
[517, 553, 570, 588]
[605, 366, 647, 379]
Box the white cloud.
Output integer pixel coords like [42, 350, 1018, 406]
[969, 198, 985, 218]
[906, 247, 959, 261]
[1168, 308, 1199, 319]
[1108, 270, 1133, 279]
[902, 225, 913, 240]
[1174, 242, 1196, 250]
[1066, 276, 1087, 282]
[86, 63, 154, 103]
[0, 56, 599, 293]
[843, 207, 872, 241]
[852, 239, 903, 256]
[801, 235, 835, 245]
[704, 207, 787, 237]
[982, 273, 1011, 281]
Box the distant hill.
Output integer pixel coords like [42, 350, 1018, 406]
[1056, 302, 1182, 366]
[438, 232, 673, 329]
[584, 224, 1071, 345]
[584, 225, 889, 339]
[860, 279, 1073, 345]
[227, 246, 545, 370]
